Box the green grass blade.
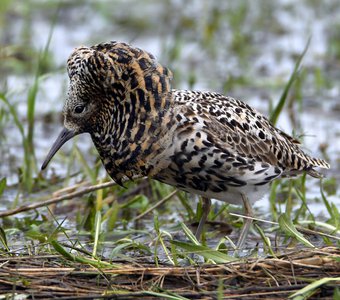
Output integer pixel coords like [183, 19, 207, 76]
[289, 277, 340, 299]
[217, 277, 224, 300]
[254, 223, 277, 258]
[278, 213, 314, 248]
[92, 211, 102, 257]
[153, 213, 160, 233]
[25, 7, 58, 184]
[0, 227, 10, 252]
[104, 201, 120, 231]
[330, 203, 340, 230]
[51, 240, 75, 261]
[110, 240, 134, 257]
[176, 192, 195, 219]
[0, 177, 6, 197]
[0, 93, 33, 189]
[51, 240, 118, 268]
[0, 93, 25, 138]
[269, 180, 280, 221]
[159, 231, 176, 266]
[334, 287, 340, 300]
[74, 146, 97, 184]
[321, 183, 340, 229]
[270, 38, 311, 125]
[171, 240, 235, 263]
[153, 213, 160, 266]
[180, 222, 200, 245]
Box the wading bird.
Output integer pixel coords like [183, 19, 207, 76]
[42, 41, 329, 248]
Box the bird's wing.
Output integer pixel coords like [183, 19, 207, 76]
[173, 90, 329, 175]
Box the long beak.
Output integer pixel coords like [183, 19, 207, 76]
[41, 127, 78, 170]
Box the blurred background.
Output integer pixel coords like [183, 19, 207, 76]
[1, 0, 339, 183]
[0, 0, 339, 244]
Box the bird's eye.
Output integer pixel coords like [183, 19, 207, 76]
[74, 105, 85, 114]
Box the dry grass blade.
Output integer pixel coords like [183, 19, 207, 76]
[0, 247, 338, 299]
[0, 179, 137, 218]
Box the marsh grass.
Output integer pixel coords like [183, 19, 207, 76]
[0, 1, 339, 298]
[1, 58, 339, 296]
[0, 6, 57, 191]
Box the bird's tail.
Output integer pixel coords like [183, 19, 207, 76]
[310, 156, 330, 169]
[283, 156, 330, 179]
[305, 156, 330, 178]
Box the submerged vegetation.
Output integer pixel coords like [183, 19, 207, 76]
[0, 0, 339, 299]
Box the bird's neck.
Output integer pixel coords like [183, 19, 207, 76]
[113, 87, 173, 140]
[91, 89, 174, 183]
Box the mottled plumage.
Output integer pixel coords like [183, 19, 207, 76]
[42, 41, 330, 247]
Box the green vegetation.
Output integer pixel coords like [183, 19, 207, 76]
[0, 0, 339, 298]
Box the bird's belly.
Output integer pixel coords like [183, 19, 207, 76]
[154, 167, 269, 205]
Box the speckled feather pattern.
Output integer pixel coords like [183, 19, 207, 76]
[61, 41, 330, 205]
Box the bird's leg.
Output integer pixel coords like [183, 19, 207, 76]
[236, 194, 254, 249]
[195, 197, 211, 240]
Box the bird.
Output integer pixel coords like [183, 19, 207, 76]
[41, 41, 330, 249]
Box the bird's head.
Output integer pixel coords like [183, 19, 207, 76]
[41, 41, 172, 170]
